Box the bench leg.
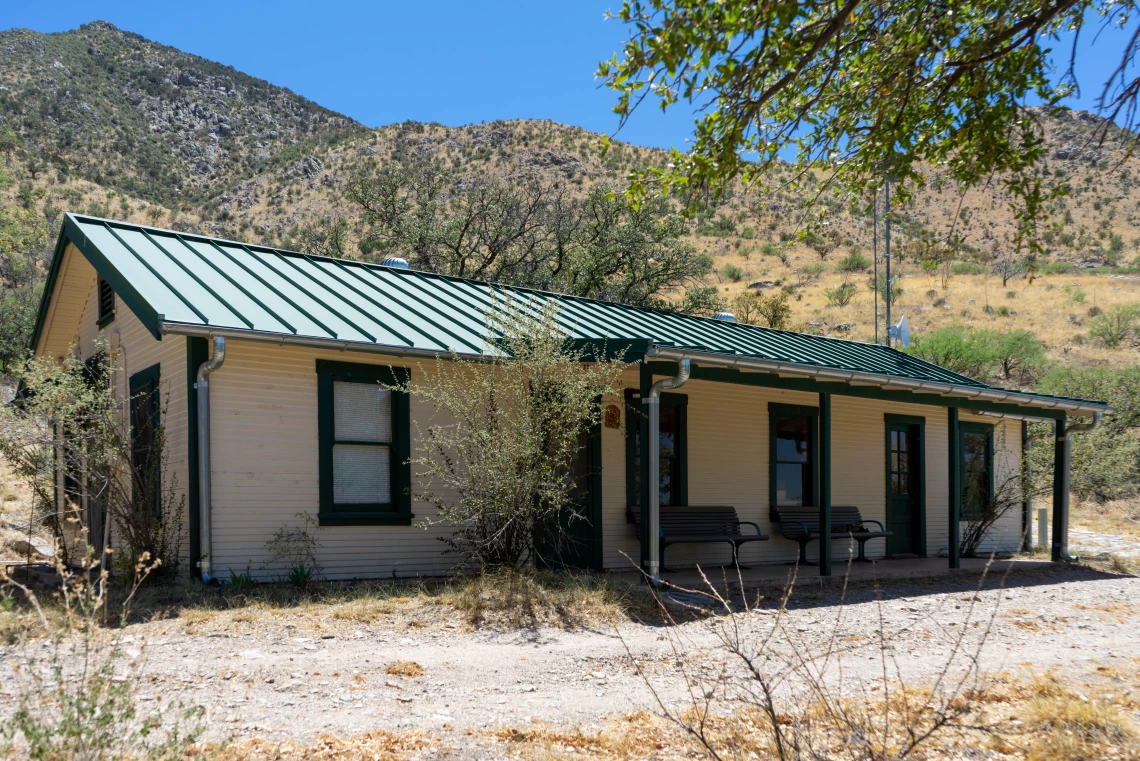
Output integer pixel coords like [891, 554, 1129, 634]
[855, 538, 874, 563]
[795, 539, 818, 566]
[725, 542, 750, 570]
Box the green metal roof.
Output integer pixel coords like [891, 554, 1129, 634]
[36, 214, 1109, 415]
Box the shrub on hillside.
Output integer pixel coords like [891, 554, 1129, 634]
[720, 263, 744, 282]
[824, 282, 858, 308]
[837, 250, 871, 273]
[1088, 304, 1140, 348]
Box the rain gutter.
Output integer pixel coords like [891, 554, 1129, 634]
[644, 345, 1111, 418]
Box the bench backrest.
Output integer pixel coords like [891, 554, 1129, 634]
[772, 505, 864, 534]
[630, 505, 743, 536]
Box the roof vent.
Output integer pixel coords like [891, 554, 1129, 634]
[713, 311, 737, 322]
[380, 257, 410, 269]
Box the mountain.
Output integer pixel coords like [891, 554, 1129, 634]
[0, 21, 365, 206]
[1, 21, 1139, 371]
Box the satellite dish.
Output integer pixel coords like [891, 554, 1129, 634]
[896, 315, 910, 348]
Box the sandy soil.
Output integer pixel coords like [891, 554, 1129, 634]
[38, 564, 1135, 751]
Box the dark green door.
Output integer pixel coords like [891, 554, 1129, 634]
[886, 423, 921, 555]
[536, 424, 603, 570]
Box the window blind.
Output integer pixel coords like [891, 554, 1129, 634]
[332, 381, 392, 504]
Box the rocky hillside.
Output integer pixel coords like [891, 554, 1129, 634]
[0, 21, 365, 206]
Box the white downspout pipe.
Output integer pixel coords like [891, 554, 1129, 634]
[196, 337, 226, 582]
[643, 359, 690, 586]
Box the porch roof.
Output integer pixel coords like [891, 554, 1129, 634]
[36, 214, 1110, 417]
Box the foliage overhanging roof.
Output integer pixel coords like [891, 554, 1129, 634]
[35, 214, 1109, 416]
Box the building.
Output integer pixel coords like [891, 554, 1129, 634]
[31, 214, 1111, 581]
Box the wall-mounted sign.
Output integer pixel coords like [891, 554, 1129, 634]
[603, 404, 621, 429]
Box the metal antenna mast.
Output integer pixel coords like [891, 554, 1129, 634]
[873, 187, 879, 344]
[884, 176, 893, 348]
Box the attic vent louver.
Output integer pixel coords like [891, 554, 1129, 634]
[712, 311, 737, 322]
[380, 257, 410, 269]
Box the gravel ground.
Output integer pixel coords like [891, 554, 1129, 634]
[26, 564, 1132, 751]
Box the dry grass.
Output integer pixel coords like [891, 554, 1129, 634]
[485, 670, 1140, 761]
[200, 728, 435, 760]
[1072, 497, 1140, 540]
[0, 569, 658, 641]
[384, 660, 424, 678]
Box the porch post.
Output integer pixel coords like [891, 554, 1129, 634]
[819, 392, 832, 577]
[1052, 418, 1070, 562]
[1021, 420, 1031, 552]
[638, 362, 652, 570]
[948, 407, 960, 569]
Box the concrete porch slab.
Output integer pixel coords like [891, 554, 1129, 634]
[608, 556, 1056, 590]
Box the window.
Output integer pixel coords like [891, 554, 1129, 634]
[960, 423, 994, 521]
[317, 360, 411, 526]
[769, 403, 819, 510]
[625, 390, 687, 509]
[97, 276, 115, 329]
[129, 364, 161, 516]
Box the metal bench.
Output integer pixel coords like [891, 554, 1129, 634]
[629, 505, 768, 569]
[771, 505, 892, 564]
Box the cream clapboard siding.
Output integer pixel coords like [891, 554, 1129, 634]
[599, 378, 1024, 570]
[206, 340, 461, 580]
[36, 244, 192, 568]
[36, 248, 1025, 578]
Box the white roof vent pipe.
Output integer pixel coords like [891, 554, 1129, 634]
[380, 257, 410, 269]
[713, 311, 737, 322]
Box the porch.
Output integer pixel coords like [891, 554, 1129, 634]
[615, 354, 1106, 580]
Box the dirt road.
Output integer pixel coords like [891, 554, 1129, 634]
[93, 565, 1139, 746]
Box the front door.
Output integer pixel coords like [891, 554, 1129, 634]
[536, 424, 602, 570]
[886, 421, 923, 555]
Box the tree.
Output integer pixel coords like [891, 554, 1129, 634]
[990, 329, 1049, 386]
[0, 129, 19, 159]
[346, 157, 711, 309]
[396, 301, 627, 568]
[754, 291, 793, 330]
[0, 349, 185, 577]
[678, 285, 727, 317]
[0, 203, 52, 375]
[907, 326, 998, 382]
[908, 326, 1048, 385]
[598, 0, 1140, 247]
[992, 256, 1027, 286]
[298, 210, 350, 259]
[1037, 366, 1140, 502]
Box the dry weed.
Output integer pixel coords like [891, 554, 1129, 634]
[384, 661, 424, 678]
[203, 728, 434, 760]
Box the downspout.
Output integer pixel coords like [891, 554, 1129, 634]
[196, 337, 226, 582]
[643, 359, 690, 586]
[1052, 412, 1103, 562]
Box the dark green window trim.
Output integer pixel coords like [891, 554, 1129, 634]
[959, 421, 995, 522]
[316, 359, 412, 527]
[884, 413, 928, 557]
[97, 276, 116, 329]
[768, 402, 820, 514]
[624, 388, 688, 512]
[129, 363, 161, 517]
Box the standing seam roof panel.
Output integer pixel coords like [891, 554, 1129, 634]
[55, 214, 1086, 403]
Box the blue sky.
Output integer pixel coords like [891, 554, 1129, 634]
[3, 1, 1137, 151]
